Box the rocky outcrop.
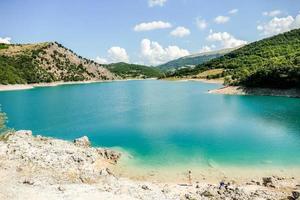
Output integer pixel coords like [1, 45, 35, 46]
[73, 136, 91, 147]
[0, 130, 121, 184]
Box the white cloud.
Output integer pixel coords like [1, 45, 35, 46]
[170, 26, 191, 37]
[148, 0, 167, 7]
[0, 37, 11, 44]
[95, 57, 108, 64]
[196, 17, 207, 30]
[199, 45, 216, 53]
[263, 10, 282, 17]
[107, 47, 129, 63]
[207, 31, 247, 48]
[214, 16, 230, 24]
[95, 46, 129, 64]
[257, 14, 300, 36]
[134, 21, 172, 32]
[229, 9, 239, 15]
[140, 38, 190, 65]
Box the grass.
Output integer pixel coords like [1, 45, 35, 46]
[197, 69, 224, 78]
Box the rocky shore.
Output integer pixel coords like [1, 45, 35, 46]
[0, 131, 299, 200]
[209, 86, 300, 98]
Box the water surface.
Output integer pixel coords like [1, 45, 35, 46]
[0, 80, 300, 169]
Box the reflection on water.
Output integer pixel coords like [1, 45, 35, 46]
[0, 80, 300, 168]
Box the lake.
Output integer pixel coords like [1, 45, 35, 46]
[1, 80, 300, 170]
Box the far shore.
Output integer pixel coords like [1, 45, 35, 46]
[162, 77, 224, 84]
[0, 78, 158, 92]
[1, 79, 300, 99]
[0, 80, 109, 91]
[209, 86, 300, 98]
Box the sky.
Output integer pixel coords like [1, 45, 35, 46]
[0, 0, 300, 66]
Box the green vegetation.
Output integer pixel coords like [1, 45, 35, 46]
[0, 112, 6, 131]
[0, 42, 111, 84]
[104, 62, 165, 79]
[0, 108, 10, 137]
[0, 52, 54, 84]
[170, 29, 300, 88]
[158, 47, 237, 71]
[0, 44, 9, 49]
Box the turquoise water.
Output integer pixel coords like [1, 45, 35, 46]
[0, 80, 300, 168]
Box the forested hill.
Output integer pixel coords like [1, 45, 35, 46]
[158, 47, 237, 71]
[172, 28, 300, 88]
[0, 42, 117, 84]
[103, 62, 165, 79]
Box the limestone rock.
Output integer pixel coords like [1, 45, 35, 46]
[73, 136, 90, 147]
[16, 130, 32, 136]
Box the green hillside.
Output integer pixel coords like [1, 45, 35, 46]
[0, 42, 116, 84]
[158, 47, 237, 71]
[172, 29, 300, 88]
[104, 62, 165, 79]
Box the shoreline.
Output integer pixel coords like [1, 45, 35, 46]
[3, 79, 299, 99]
[0, 80, 110, 91]
[114, 151, 300, 183]
[0, 131, 299, 199]
[0, 78, 158, 92]
[209, 86, 300, 98]
[114, 161, 300, 184]
[163, 77, 224, 84]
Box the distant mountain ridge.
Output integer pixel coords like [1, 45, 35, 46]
[158, 47, 239, 71]
[0, 42, 117, 84]
[103, 62, 164, 79]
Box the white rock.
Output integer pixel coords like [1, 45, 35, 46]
[15, 130, 32, 136]
[73, 136, 90, 147]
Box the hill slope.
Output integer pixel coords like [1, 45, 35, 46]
[0, 42, 117, 84]
[158, 47, 237, 71]
[173, 29, 300, 88]
[104, 62, 164, 79]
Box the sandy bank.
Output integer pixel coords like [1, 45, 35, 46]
[0, 130, 299, 199]
[0, 80, 110, 91]
[209, 86, 300, 98]
[0, 84, 35, 91]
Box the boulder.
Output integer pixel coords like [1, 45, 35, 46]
[262, 177, 272, 187]
[184, 193, 193, 199]
[141, 185, 150, 190]
[73, 136, 90, 147]
[23, 179, 34, 185]
[292, 191, 300, 199]
[201, 190, 214, 197]
[58, 186, 66, 192]
[97, 149, 121, 163]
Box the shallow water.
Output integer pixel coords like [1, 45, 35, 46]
[1, 80, 300, 169]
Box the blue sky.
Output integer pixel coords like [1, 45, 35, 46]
[0, 0, 299, 65]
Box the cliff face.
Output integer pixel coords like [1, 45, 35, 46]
[0, 42, 117, 84]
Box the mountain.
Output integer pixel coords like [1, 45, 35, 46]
[103, 62, 165, 79]
[171, 29, 300, 88]
[0, 42, 117, 84]
[158, 47, 238, 71]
